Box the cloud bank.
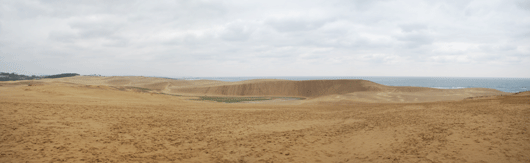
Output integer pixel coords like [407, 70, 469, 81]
[1, 0, 529, 77]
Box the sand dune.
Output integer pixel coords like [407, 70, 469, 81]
[170, 79, 424, 96]
[0, 78, 528, 162]
[9, 76, 509, 103]
[169, 79, 507, 103]
[172, 79, 381, 97]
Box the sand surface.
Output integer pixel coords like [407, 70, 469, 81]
[1, 77, 529, 162]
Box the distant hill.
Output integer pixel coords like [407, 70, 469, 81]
[42, 73, 80, 79]
[0, 72, 79, 81]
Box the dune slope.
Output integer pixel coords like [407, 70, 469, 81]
[171, 79, 507, 103]
[172, 79, 389, 97]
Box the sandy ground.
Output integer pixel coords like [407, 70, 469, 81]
[0, 77, 529, 162]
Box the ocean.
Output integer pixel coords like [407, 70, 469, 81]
[177, 76, 530, 93]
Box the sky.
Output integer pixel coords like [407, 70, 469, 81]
[0, 0, 529, 78]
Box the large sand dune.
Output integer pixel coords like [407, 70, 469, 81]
[170, 79, 507, 103]
[172, 79, 381, 97]
[1, 77, 528, 162]
[48, 76, 509, 103]
[18, 76, 511, 103]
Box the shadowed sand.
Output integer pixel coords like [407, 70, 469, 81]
[0, 76, 528, 162]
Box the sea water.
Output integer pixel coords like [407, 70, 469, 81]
[177, 76, 530, 93]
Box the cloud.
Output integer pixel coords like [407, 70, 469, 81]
[399, 24, 428, 33]
[516, 0, 530, 11]
[396, 33, 434, 48]
[266, 18, 332, 33]
[0, 0, 528, 77]
[218, 20, 256, 41]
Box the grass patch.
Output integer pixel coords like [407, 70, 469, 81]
[109, 86, 185, 96]
[111, 86, 152, 93]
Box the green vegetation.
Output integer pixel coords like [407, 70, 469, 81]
[43, 73, 79, 79]
[1, 72, 39, 81]
[0, 72, 79, 81]
[192, 96, 305, 103]
[111, 86, 152, 93]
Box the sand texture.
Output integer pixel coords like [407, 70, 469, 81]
[1, 77, 529, 162]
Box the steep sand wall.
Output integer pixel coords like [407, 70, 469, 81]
[171, 79, 507, 99]
[172, 79, 397, 97]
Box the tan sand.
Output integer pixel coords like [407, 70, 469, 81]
[0, 77, 528, 162]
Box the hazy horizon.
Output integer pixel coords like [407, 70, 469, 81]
[1, 0, 529, 77]
[3, 71, 530, 79]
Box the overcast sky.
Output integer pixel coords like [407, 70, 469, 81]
[1, 0, 529, 77]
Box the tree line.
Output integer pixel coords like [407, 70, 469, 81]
[0, 72, 80, 81]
